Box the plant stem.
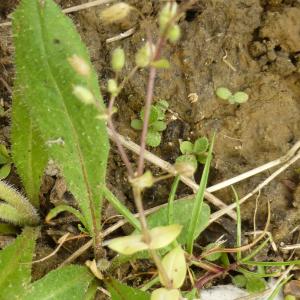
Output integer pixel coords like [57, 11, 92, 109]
[132, 186, 172, 288]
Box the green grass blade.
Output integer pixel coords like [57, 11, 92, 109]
[11, 98, 48, 207]
[167, 175, 180, 225]
[240, 237, 270, 263]
[244, 260, 300, 266]
[187, 134, 215, 253]
[231, 186, 242, 261]
[0, 227, 38, 299]
[13, 0, 109, 236]
[102, 187, 141, 231]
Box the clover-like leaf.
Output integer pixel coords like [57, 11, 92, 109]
[193, 137, 209, 154]
[179, 141, 193, 155]
[175, 154, 198, 172]
[159, 246, 186, 288]
[151, 121, 167, 132]
[0, 144, 10, 164]
[146, 130, 162, 147]
[131, 119, 143, 130]
[216, 87, 232, 100]
[232, 91, 249, 103]
[156, 100, 169, 112]
[151, 288, 180, 300]
[197, 153, 207, 164]
[141, 106, 159, 125]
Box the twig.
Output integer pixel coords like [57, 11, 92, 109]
[107, 128, 236, 219]
[209, 151, 300, 224]
[106, 28, 135, 44]
[207, 141, 300, 193]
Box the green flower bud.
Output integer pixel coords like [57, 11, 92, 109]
[107, 79, 118, 96]
[73, 85, 95, 105]
[167, 24, 181, 43]
[68, 55, 90, 76]
[135, 42, 155, 68]
[111, 47, 125, 72]
[159, 2, 178, 31]
[100, 3, 132, 24]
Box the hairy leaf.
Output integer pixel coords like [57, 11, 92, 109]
[0, 227, 38, 300]
[11, 98, 47, 207]
[22, 265, 93, 300]
[13, 0, 109, 235]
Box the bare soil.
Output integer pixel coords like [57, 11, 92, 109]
[1, 0, 300, 289]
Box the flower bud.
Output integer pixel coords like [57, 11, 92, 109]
[111, 47, 125, 72]
[135, 42, 155, 68]
[216, 87, 232, 100]
[100, 3, 132, 23]
[159, 2, 178, 31]
[73, 85, 95, 105]
[174, 155, 197, 177]
[68, 55, 90, 76]
[107, 79, 118, 96]
[167, 24, 181, 43]
[129, 170, 154, 190]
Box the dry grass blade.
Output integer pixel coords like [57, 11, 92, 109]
[107, 128, 236, 219]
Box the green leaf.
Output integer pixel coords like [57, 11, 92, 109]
[197, 153, 207, 164]
[22, 265, 93, 300]
[106, 278, 150, 300]
[0, 144, 10, 164]
[0, 227, 38, 300]
[232, 275, 247, 288]
[179, 141, 193, 154]
[151, 59, 170, 69]
[183, 289, 198, 300]
[232, 91, 249, 103]
[204, 243, 222, 261]
[147, 198, 210, 245]
[216, 87, 232, 100]
[193, 137, 209, 154]
[131, 119, 143, 130]
[13, 0, 109, 235]
[151, 121, 166, 132]
[146, 130, 161, 147]
[0, 164, 11, 179]
[245, 277, 266, 293]
[175, 154, 198, 171]
[140, 106, 159, 125]
[156, 100, 169, 112]
[11, 97, 48, 207]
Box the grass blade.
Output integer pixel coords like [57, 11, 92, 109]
[187, 134, 215, 253]
[167, 175, 180, 225]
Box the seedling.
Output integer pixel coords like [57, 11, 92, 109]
[0, 144, 11, 179]
[131, 100, 169, 147]
[175, 137, 209, 174]
[216, 87, 249, 104]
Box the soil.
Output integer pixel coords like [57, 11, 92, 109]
[1, 0, 300, 293]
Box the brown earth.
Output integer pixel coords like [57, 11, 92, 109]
[1, 0, 300, 287]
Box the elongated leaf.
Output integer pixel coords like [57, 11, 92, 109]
[11, 98, 48, 207]
[0, 227, 38, 300]
[13, 0, 109, 234]
[22, 265, 93, 300]
[106, 278, 150, 300]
